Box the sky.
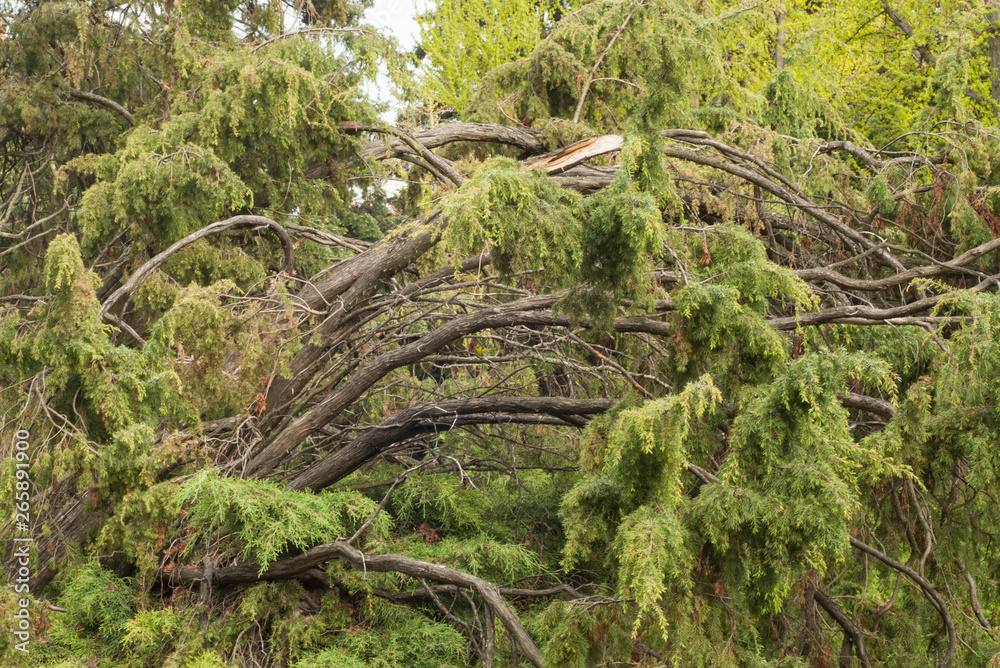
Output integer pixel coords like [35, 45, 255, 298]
[363, 0, 422, 50]
[360, 0, 424, 124]
[360, 0, 423, 191]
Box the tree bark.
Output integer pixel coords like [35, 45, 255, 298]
[163, 541, 544, 667]
[287, 397, 615, 491]
[812, 585, 872, 668]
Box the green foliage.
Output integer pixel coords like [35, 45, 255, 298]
[57, 562, 136, 647]
[387, 535, 542, 584]
[467, 0, 714, 129]
[577, 130, 671, 316]
[534, 600, 634, 667]
[175, 469, 390, 570]
[581, 178, 663, 300]
[443, 157, 583, 288]
[143, 279, 298, 421]
[561, 376, 720, 635]
[613, 504, 694, 635]
[665, 224, 817, 386]
[9, 1, 1000, 666]
[670, 283, 787, 384]
[417, 0, 558, 113]
[73, 131, 253, 251]
[759, 69, 847, 139]
[294, 648, 369, 668]
[299, 609, 465, 667]
[695, 351, 898, 612]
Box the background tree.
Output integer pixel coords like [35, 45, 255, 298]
[415, 0, 567, 115]
[3, 0, 1000, 667]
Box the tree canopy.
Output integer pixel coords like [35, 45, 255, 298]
[3, 0, 1000, 666]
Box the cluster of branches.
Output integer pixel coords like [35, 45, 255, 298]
[4, 112, 998, 665]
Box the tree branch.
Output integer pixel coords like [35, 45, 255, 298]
[811, 585, 872, 668]
[101, 215, 295, 319]
[69, 90, 134, 125]
[163, 541, 544, 666]
[288, 397, 614, 491]
[848, 536, 956, 667]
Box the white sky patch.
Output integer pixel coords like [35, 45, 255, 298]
[361, 0, 424, 197]
[363, 0, 422, 51]
[359, 0, 423, 124]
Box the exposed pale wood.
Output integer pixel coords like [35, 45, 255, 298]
[525, 135, 624, 174]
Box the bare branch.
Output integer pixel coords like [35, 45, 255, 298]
[69, 90, 134, 125]
[288, 397, 614, 491]
[101, 215, 295, 319]
[849, 536, 956, 667]
[162, 541, 544, 666]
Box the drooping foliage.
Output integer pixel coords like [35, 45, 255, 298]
[5, 0, 1000, 666]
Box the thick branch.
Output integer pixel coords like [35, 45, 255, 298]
[768, 294, 946, 330]
[260, 219, 442, 429]
[260, 288, 924, 479]
[346, 123, 464, 186]
[303, 122, 545, 180]
[288, 397, 615, 490]
[881, 2, 936, 66]
[795, 236, 1000, 292]
[526, 135, 624, 174]
[839, 392, 895, 420]
[69, 90, 134, 125]
[163, 541, 544, 666]
[771, 270, 1000, 330]
[247, 292, 564, 476]
[812, 585, 872, 668]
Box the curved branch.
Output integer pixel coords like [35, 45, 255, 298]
[259, 286, 921, 480]
[163, 541, 544, 666]
[288, 397, 615, 491]
[374, 583, 586, 603]
[246, 292, 565, 476]
[849, 536, 956, 667]
[69, 90, 134, 125]
[811, 585, 872, 668]
[770, 270, 1000, 330]
[795, 236, 1000, 292]
[963, 569, 994, 634]
[343, 121, 545, 160]
[101, 215, 294, 318]
[334, 122, 464, 185]
[660, 143, 904, 270]
[839, 392, 895, 420]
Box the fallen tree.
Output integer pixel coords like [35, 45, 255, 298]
[3, 2, 1000, 666]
